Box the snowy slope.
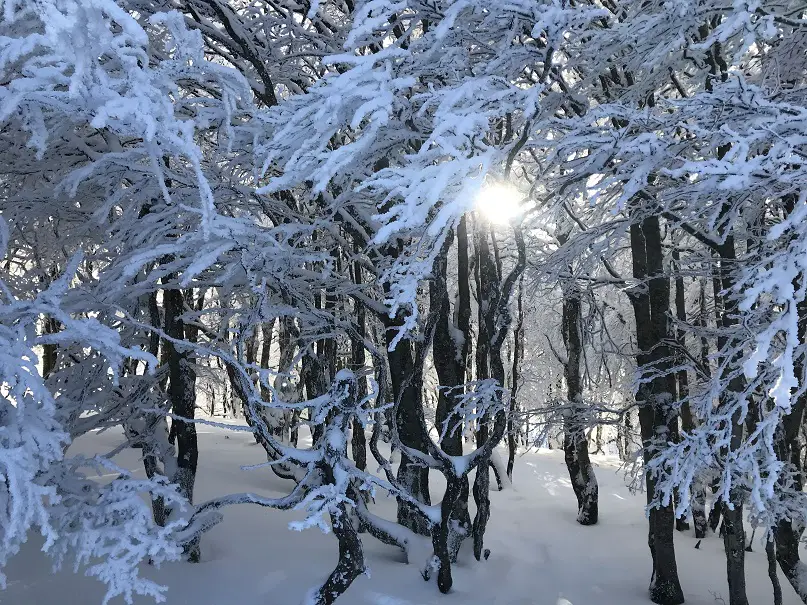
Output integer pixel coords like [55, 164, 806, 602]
[3, 425, 802, 605]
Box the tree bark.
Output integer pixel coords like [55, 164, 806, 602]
[772, 322, 807, 602]
[164, 286, 199, 562]
[771, 197, 807, 603]
[307, 374, 365, 605]
[350, 261, 368, 471]
[373, 237, 432, 535]
[472, 221, 497, 561]
[673, 249, 698, 534]
[508, 275, 524, 480]
[767, 537, 784, 605]
[471, 219, 526, 560]
[562, 284, 598, 525]
[711, 230, 749, 605]
[388, 328, 431, 535]
[430, 222, 472, 557]
[42, 316, 59, 379]
[628, 214, 685, 605]
[142, 290, 169, 527]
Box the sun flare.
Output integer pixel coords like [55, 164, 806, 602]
[475, 183, 523, 225]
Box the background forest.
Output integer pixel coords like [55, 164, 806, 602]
[1, 1, 807, 604]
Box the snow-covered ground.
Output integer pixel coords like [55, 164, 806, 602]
[4, 424, 803, 605]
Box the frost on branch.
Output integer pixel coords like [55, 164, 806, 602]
[185, 367, 391, 605]
[0, 224, 186, 602]
[256, 1, 550, 341]
[46, 459, 188, 605]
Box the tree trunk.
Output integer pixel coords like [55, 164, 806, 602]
[431, 469, 463, 594]
[772, 325, 807, 602]
[307, 376, 365, 605]
[767, 537, 784, 605]
[472, 222, 497, 561]
[471, 219, 526, 560]
[42, 316, 59, 378]
[430, 222, 472, 560]
[712, 233, 749, 605]
[388, 330, 431, 535]
[350, 261, 368, 471]
[721, 500, 748, 605]
[164, 286, 199, 562]
[628, 214, 684, 605]
[143, 290, 169, 526]
[770, 196, 807, 603]
[508, 275, 524, 480]
[561, 284, 598, 525]
[305, 499, 364, 605]
[773, 398, 807, 602]
[673, 249, 698, 534]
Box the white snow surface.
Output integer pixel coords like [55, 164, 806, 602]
[4, 422, 804, 605]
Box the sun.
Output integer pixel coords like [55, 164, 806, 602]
[475, 183, 523, 225]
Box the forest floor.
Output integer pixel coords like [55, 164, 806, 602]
[4, 422, 803, 605]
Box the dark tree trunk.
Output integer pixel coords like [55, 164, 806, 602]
[619, 412, 633, 460]
[767, 537, 784, 605]
[561, 284, 598, 525]
[471, 219, 526, 561]
[278, 316, 303, 444]
[690, 484, 707, 539]
[627, 214, 684, 605]
[143, 290, 167, 527]
[373, 237, 432, 535]
[508, 275, 524, 480]
[304, 346, 329, 446]
[245, 325, 258, 367]
[773, 404, 807, 601]
[350, 261, 368, 471]
[472, 221, 498, 561]
[593, 425, 604, 455]
[721, 501, 748, 605]
[711, 232, 749, 605]
[388, 329, 431, 535]
[322, 284, 338, 384]
[310, 500, 364, 605]
[774, 513, 807, 603]
[308, 375, 365, 605]
[692, 278, 715, 539]
[260, 319, 275, 375]
[42, 316, 59, 378]
[164, 286, 199, 562]
[673, 249, 697, 534]
[431, 469, 463, 594]
[772, 328, 807, 602]
[430, 221, 472, 560]
[771, 196, 807, 603]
